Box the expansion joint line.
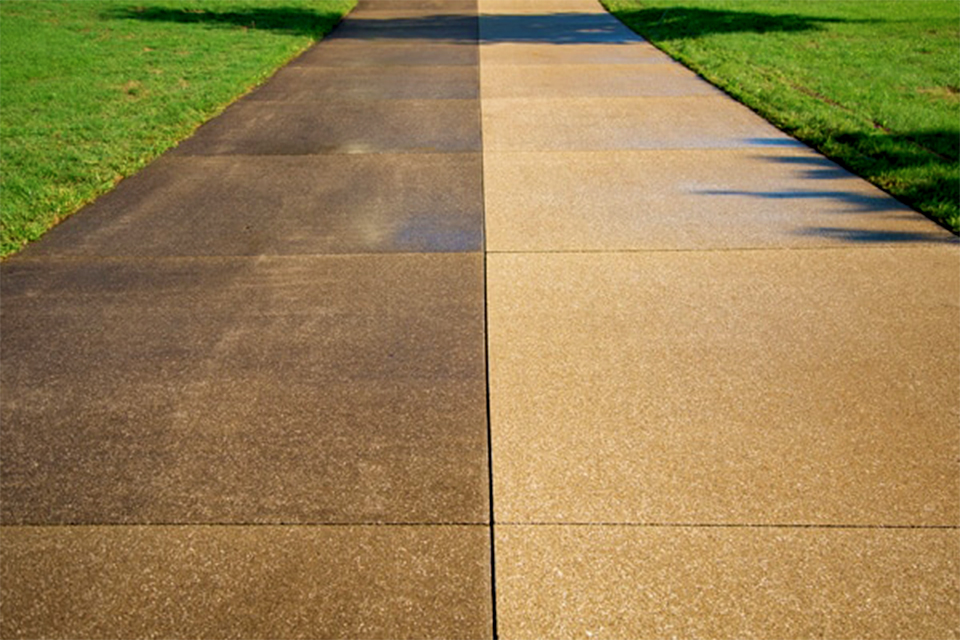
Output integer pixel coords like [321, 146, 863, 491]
[476, 10, 499, 640]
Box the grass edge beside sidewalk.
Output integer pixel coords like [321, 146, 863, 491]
[0, 0, 356, 258]
[601, 0, 960, 235]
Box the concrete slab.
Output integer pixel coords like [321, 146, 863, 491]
[357, 0, 478, 13]
[480, 13, 638, 45]
[487, 248, 960, 526]
[27, 154, 482, 257]
[482, 96, 802, 150]
[483, 149, 956, 251]
[173, 99, 481, 156]
[344, 9, 478, 20]
[4, 0, 956, 636]
[330, 13, 478, 42]
[480, 0, 607, 14]
[480, 42, 673, 65]
[292, 39, 480, 67]
[250, 65, 479, 101]
[495, 525, 960, 640]
[481, 63, 720, 98]
[1, 254, 488, 524]
[1, 525, 493, 639]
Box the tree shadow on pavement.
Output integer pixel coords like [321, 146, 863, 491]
[703, 138, 959, 243]
[808, 129, 959, 235]
[107, 5, 860, 45]
[327, 13, 643, 45]
[320, 10, 848, 45]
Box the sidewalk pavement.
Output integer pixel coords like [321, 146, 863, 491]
[1, 0, 957, 638]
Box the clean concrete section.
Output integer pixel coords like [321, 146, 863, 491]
[487, 249, 959, 526]
[483, 95, 807, 150]
[480, 0, 608, 12]
[480, 0, 958, 638]
[484, 148, 952, 250]
[481, 41, 675, 65]
[495, 526, 959, 639]
[2, 0, 959, 637]
[481, 63, 721, 98]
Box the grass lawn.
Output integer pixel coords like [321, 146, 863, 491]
[601, 0, 959, 234]
[0, 0, 355, 257]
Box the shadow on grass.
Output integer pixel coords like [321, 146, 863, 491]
[327, 13, 638, 44]
[104, 6, 346, 38]
[705, 133, 959, 242]
[324, 11, 843, 44]
[818, 129, 959, 235]
[106, 6, 861, 44]
[608, 5, 866, 40]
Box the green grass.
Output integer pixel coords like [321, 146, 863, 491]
[0, 0, 355, 257]
[601, 0, 960, 233]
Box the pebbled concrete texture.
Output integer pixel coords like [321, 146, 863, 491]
[171, 99, 481, 156]
[293, 38, 480, 66]
[480, 0, 608, 13]
[484, 148, 955, 251]
[1, 0, 492, 636]
[250, 65, 480, 100]
[479, 0, 960, 637]
[495, 525, 960, 640]
[480, 40, 674, 65]
[331, 14, 479, 42]
[26, 154, 483, 256]
[487, 248, 960, 527]
[480, 62, 721, 98]
[356, 0, 479, 11]
[3, 0, 959, 637]
[480, 13, 638, 44]
[482, 96, 803, 150]
[2, 255, 487, 525]
[1, 525, 493, 640]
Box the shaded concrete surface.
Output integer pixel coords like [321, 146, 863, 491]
[1, 1, 491, 638]
[27, 154, 483, 256]
[2, 525, 491, 640]
[2, 255, 487, 525]
[249, 66, 481, 100]
[2, 0, 959, 638]
[171, 99, 481, 155]
[480, 0, 958, 638]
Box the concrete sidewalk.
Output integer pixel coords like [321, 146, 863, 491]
[2, 0, 958, 638]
